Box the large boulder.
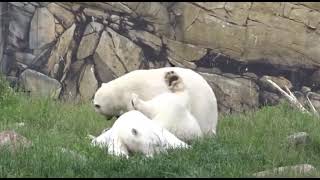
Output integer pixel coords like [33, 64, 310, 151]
[61, 60, 84, 102]
[19, 69, 62, 99]
[93, 28, 144, 78]
[78, 64, 98, 101]
[77, 22, 104, 60]
[47, 3, 75, 29]
[200, 72, 260, 114]
[0, 130, 32, 152]
[29, 7, 56, 50]
[8, 5, 32, 49]
[253, 164, 316, 177]
[46, 24, 76, 77]
[163, 37, 207, 69]
[258, 75, 293, 93]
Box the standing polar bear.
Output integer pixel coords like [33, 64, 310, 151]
[93, 67, 218, 135]
[91, 110, 189, 158]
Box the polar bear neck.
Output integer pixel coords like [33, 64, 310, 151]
[108, 76, 146, 114]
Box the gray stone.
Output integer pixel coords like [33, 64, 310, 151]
[308, 92, 320, 112]
[47, 24, 76, 77]
[19, 69, 62, 99]
[60, 148, 87, 162]
[14, 52, 35, 66]
[200, 72, 260, 114]
[71, 4, 81, 12]
[259, 75, 293, 93]
[259, 91, 282, 106]
[124, 2, 172, 37]
[83, 8, 109, 20]
[22, 3, 36, 14]
[78, 64, 98, 101]
[301, 86, 311, 94]
[8, 6, 32, 48]
[310, 70, 320, 89]
[39, 2, 50, 7]
[55, 23, 65, 35]
[253, 164, 316, 177]
[108, 23, 119, 31]
[61, 60, 84, 102]
[127, 30, 162, 53]
[0, 2, 5, 71]
[287, 132, 311, 147]
[242, 72, 259, 81]
[93, 29, 144, 78]
[77, 2, 132, 14]
[196, 67, 222, 74]
[77, 22, 104, 60]
[164, 38, 207, 62]
[8, 2, 24, 8]
[171, 2, 320, 70]
[0, 130, 32, 152]
[29, 2, 40, 7]
[29, 7, 56, 49]
[47, 3, 75, 29]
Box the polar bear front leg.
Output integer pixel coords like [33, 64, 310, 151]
[130, 93, 155, 118]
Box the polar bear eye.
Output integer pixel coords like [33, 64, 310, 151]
[94, 104, 101, 109]
[131, 128, 138, 136]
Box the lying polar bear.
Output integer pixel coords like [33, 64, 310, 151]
[90, 110, 189, 158]
[130, 90, 203, 142]
[93, 67, 218, 135]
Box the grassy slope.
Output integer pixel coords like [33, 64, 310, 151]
[0, 78, 320, 177]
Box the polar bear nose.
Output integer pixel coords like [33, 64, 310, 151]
[94, 104, 101, 109]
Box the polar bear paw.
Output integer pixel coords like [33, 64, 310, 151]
[130, 93, 140, 110]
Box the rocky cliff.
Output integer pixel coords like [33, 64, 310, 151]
[1, 2, 320, 115]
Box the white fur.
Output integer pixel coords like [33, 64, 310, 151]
[93, 67, 218, 135]
[131, 91, 203, 142]
[91, 110, 189, 158]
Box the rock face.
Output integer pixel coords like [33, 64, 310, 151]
[8, 6, 33, 49]
[1, 2, 320, 115]
[29, 7, 56, 50]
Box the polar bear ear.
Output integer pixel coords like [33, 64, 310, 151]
[131, 93, 140, 109]
[131, 128, 138, 136]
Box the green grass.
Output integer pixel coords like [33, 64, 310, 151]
[0, 77, 320, 177]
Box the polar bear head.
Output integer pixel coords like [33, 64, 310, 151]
[91, 110, 189, 158]
[93, 82, 124, 118]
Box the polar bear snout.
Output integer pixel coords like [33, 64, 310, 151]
[94, 104, 101, 109]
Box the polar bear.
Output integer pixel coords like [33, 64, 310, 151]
[93, 67, 218, 135]
[91, 110, 189, 158]
[130, 90, 203, 142]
